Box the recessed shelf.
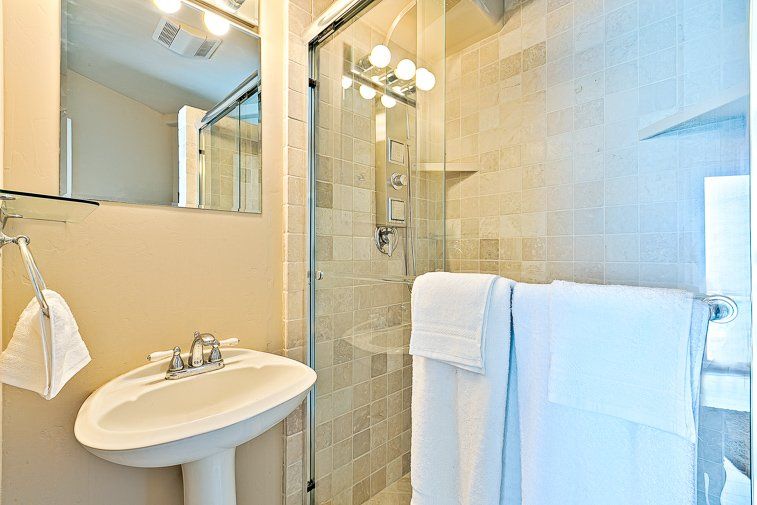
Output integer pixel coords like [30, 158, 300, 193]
[639, 86, 748, 140]
[0, 189, 99, 224]
[418, 162, 478, 173]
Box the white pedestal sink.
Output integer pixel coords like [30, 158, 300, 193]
[74, 349, 316, 505]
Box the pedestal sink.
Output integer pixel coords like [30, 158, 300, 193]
[74, 348, 316, 505]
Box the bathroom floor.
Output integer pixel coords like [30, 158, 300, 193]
[365, 474, 411, 505]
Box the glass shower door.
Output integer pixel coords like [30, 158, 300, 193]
[308, 1, 445, 503]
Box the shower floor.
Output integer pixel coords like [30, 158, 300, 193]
[365, 474, 411, 505]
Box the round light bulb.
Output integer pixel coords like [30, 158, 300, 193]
[341, 75, 353, 89]
[369, 44, 392, 69]
[381, 94, 397, 108]
[415, 67, 436, 91]
[359, 84, 377, 100]
[154, 0, 181, 13]
[204, 11, 230, 36]
[395, 59, 416, 80]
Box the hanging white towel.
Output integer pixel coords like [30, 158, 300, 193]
[410, 274, 514, 505]
[512, 283, 701, 505]
[409, 271, 499, 373]
[0, 290, 90, 400]
[547, 280, 702, 442]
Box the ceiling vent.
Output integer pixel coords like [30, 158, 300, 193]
[152, 18, 222, 59]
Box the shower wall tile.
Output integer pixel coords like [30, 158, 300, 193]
[444, 0, 749, 289]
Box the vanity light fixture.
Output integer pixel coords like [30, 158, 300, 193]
[395, 59, 416, 80]
[381, 94, 397, 108]
[341, 75, 353, 89]
[204, 11, 230, 36]
[154, 0, 182, 13]
[359, 84, 377, 100]
[369, 44, 392, 69]
[415, 67, 436, 91]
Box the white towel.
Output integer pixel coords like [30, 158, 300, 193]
[410, 272, 499, 373]
[410, 276, 513, 505]
[547, 280, 701, 442]
[0, 290, 90, 400]
[513, 283, 700, 505]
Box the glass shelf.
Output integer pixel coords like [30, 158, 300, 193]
[0, 189, 98, 224]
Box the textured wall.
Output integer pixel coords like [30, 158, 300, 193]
[1, 0, 286, 503]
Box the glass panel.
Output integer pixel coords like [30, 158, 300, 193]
[199, 107, 241, 211]
[310, 1, 445, 503]
[239, 92, 262, 213]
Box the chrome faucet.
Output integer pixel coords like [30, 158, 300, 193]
[147, 331, 239, 380]
[189, 331, 222, 367]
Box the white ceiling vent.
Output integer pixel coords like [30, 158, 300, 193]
[152, 18, 222, 59]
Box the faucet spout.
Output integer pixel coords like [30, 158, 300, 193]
[189, 331, 219, 367]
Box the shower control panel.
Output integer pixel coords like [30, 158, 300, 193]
[376, 136, 410, 229]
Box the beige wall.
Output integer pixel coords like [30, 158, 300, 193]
[1, 1, 286, 504]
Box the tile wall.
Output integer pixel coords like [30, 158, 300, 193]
[444, 0, 749, 291]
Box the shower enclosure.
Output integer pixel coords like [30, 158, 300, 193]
[307, 0, 754, 503]
[197, 73, 262, 213]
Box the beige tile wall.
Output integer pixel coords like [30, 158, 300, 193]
[444, 0, 749, 295]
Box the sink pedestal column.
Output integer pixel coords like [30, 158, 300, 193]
[182, 448, 237, 505]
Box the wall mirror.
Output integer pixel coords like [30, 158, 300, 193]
[60, 0, 262, 213]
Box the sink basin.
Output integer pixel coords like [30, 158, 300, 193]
[75, 348, 316, 505]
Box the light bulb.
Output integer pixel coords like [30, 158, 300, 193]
[369, 44, 392, 69]
[154, 0, 181, 13]
[415, 67, 436, 91]
[395, 59, 416, 80]
[341, 76, 353, 89]
[359, 84, 377, 100]
[204, 11, 230, 36]
[381, 94, 397, 108]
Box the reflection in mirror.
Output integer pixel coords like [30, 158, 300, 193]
[60, 0, 262, 213]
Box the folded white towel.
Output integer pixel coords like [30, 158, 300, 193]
[0, 290, 90, 400]
[411, 276, 514, 505]
[547, 280, 700, 441]
[410, 272, 499, 373]
[513, 283, 700, 505]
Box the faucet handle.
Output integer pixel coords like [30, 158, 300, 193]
[208, 338, 239, 364]
[147, 347, 178, 362]
[148, 347, 185, 372]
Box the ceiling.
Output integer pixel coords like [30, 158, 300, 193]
[64, 0, 260, 114]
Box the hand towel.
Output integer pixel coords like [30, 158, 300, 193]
[411, 276, 514, 505]
[513, 283, 698, 505]
[410, 271, 499, 373]
[547, 280, 705, 442]
[0, 290, 90, 400]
